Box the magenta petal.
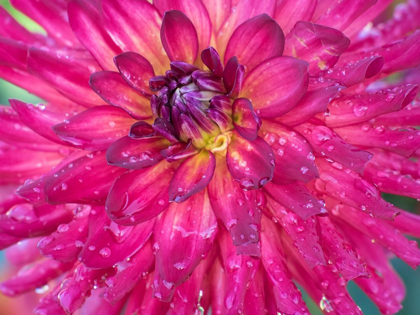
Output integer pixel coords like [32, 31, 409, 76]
[316, 159, 399, 220]
[223, 56, 245, 98]
[53, 106, 135, 151]
[161, 141, 199, 163]
[0, 204, 73, 238]
[106, 160, 177, 225]
[274, 0, 316, 34]
[296, 123, 372, 174]
[218, 228, 260, 314]
[9, 100, 66, 145]
[277, 85, 343, 126]
[261, 120, 318, 184]
[201, 47, 223, 77]
[208, 155, 263, 256]
[161, 10, 199, 64]
[90, 71, 152, 119]
[68, 0, 122, 70]
[227, 131, 275, 190]
[232, 98, 261, 141]
[114, 51, 155, 95]
[154, 0, 212, 54]
[225, 14, 284, 72]
[44, 151, 125, 205]
[241, 56, 309, 118]
[169, 150, 215, 202]
[153, 189, 217, 301]
[264, 182, 326, 219]
[106, 136, 169, 169]
[261, 216, 310, 314]
[37, 205, 90, 263]
[4, 238, 42, 266]
[104, 241, 154, 302]
[0, 259, 72, 297]
[284, 21, 350, 74]
[79, 207, 153, 269]
[27, 48, 103, 107]
[267, 198, 326, 267]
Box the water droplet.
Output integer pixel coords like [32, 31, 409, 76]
[99, 247, 111, 258]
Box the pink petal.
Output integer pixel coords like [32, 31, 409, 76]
[106, 160, 177, 225]
[53, 106, 136, 151]
[324, 85, 418, 127]
[101, 0, 169, 72]
[208, 154, 263, 256]
[316, 159, 399, 220]
[318, 217, 369, 281]
[218, 228, 259, 314]
[312, 0, 377, 32]
[274, 0, 317, 34]
[261, 120, 318, 184]
[261, 216, 310, 314]
[227, 131, 275, 190]
[296, 123, 373, 174]
[232, 98, 261, 141]
[267, 198, 326, 267]
[44, 151, 125, 204]
[202, 0, 231, 33]
[223, 57, 245, 98]
[209, 256, 227, 314]
[334, 123, 420, 158]
[114, 52, 155, 95]
[154, 0, 212, 55]
[0, 203, 73, 238]
[68, 0, 122, 70]
[89, 71, 152, 119]
[10, 0, 80, 47]
[225, 14, 284, 72]
[201, 47, 224, 77]
[34, 284, 66, 315]
[284, 22, 350, 74]
[160, 10, 199, 64]
[9, 100, 67, 145]
[0, 185, 26, 214]
[0, 232, 22, 251]
[332, 202, 420, 269]
[78, 288, 126, 315]
[0, 38, 28, 70]
[104, 241, 154, 302]
[0, 146, 63, 185]
[4, 238, 42, 266]
[390, 210, 420, 238]
[264, 182, 326, 219]
[0, 106, 63, 152]
[241, 56, 308, 118]
[0, 258, 73, 297]
[37, 205, 90, 263]
[153, 189, 217, 301]
[79, 208, 153, 269]
[27, 48, 104, 107]
[375, 105, 420, 127]
[322, 56, 384, 87]
[106, 136, 169, 169]
[216, 0, 277, 58]
[243, 267, 266, 315]
[277, 85, 343, 126]
[169, 150, 215, 202]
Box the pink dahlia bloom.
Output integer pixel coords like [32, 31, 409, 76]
[1, 0, 420, 314]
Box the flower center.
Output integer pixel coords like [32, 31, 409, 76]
[147, 53, 237, 151]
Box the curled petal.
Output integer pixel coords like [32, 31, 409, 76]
[227, 131, 275, 190]
[114, 51, 155, 95]
[44, 151, 125, 204]
[208, 154, 263, 256]
[241, 56, 309, 118]
[232, 98, 261, 141]
[79, 209, 153, 269]
[161, 10, 198, 64]
[225, 14, 284, 72]
[106, 136, 169, 169]
[201, 47, 223, 77]
[169, 150, 216, 202]
[106, 160, 177, 225]
[223, 57, 245, 98]
[261, 120, 318, 184]
[153, 189, 217, 301]
[53, 106, 136, 151]
[90, 71, 152, 119]
[284, 21, 350, 74]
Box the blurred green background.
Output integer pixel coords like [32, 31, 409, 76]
[0, 0, 419, 314]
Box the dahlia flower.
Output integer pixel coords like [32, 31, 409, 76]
[1, 0, 420, 314]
